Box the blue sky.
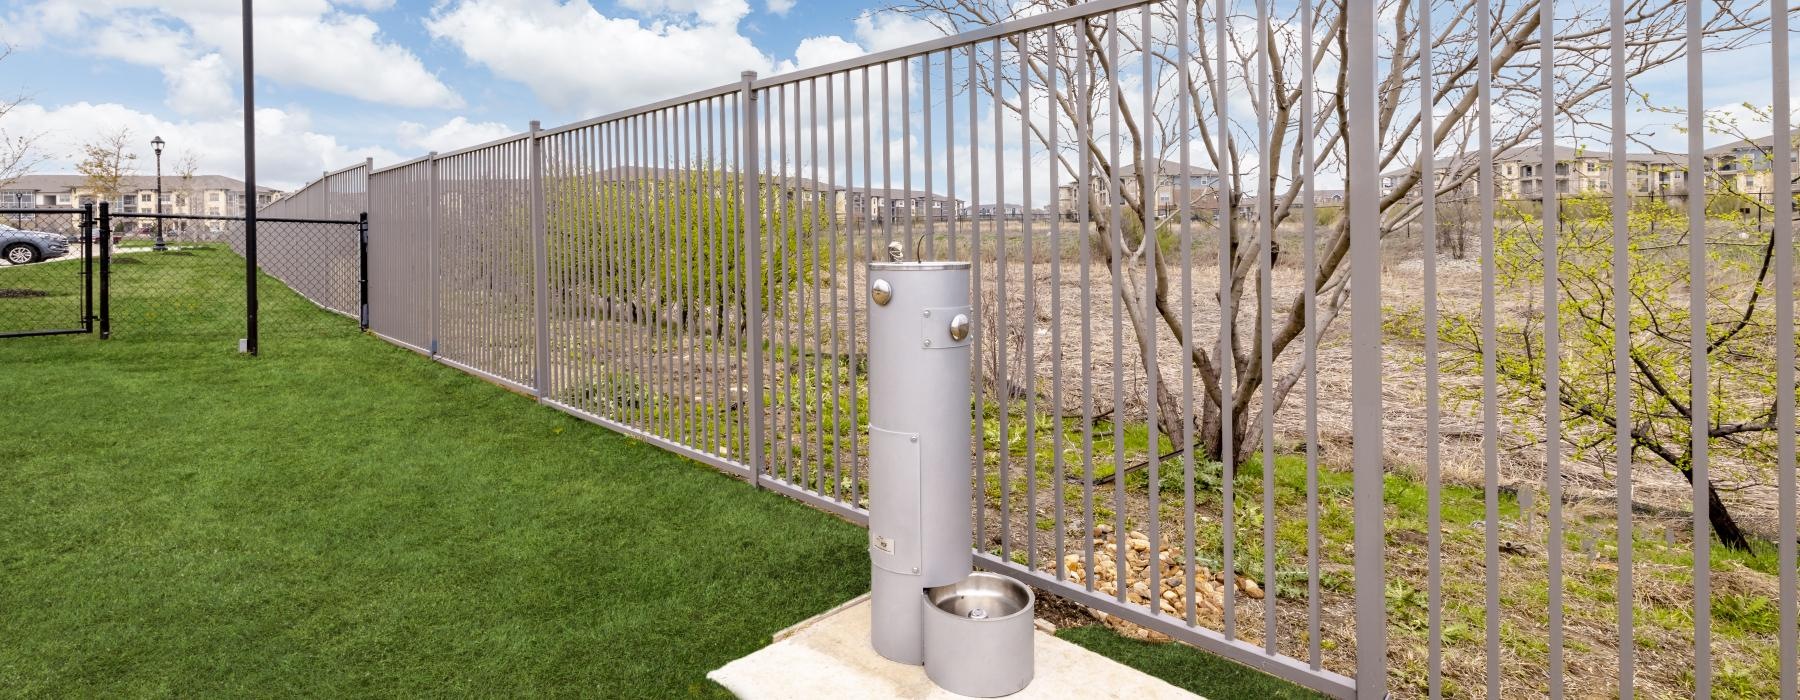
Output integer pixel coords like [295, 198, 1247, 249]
[0, 0, 1788, 194]
[0, 0, 932, 189]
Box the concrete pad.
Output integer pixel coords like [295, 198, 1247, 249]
[709, 595, 1204, 700]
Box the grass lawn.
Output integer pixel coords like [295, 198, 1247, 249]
[0, 247, 1329, 699]
[0, 248, 870, 697]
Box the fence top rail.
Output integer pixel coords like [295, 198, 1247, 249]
[371, 153, 436, 176]
[265, 158, 373, 209]
[537, 82, 741, 139]
[436, 131, 533, 161]
[111, 211, 360, 225]
[0, 208, 87, 215]
[750, 0, 1154, 89]
[323, 158, 372, 180]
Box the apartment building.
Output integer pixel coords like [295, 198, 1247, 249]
[0, 174, 280, 216]
[1056, 158, 1221, 218]
[1702, 135, 1800, 197]
[838, 187, 962, 223]
[1380, 143, 1695, 202]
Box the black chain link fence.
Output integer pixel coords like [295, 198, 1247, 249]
[0, 208, 363, 349]
[0, 208, 93, 337]
[104, 212, 362, 347]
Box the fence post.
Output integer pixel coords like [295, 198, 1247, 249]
[98, 202, 111, 340]
[1346, 1, 1387, 697]
[359, 211, 370, 331]
[530, 120, 549, 400]
[82, 203, 95, 334]
[427, 151, 440, 356]
[740, 70, 763, 489]
[362, 157, 374, 334]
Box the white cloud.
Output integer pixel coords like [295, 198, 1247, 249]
[851, 10, 940, 53]
[766, 0, 796, 17]
[774, 35, 865, 73]
[166, 54, 237, 116]
[396, 117, 518, 153]
[8, 0, 460, 110]
[771, 10, 942, 74]
[428, 0, 772, 117]
[4, 100, 402, 190]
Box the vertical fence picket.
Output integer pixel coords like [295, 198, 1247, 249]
[1609, 0, 1635, 694]
[1777, 4, 1798, 699]
[1685, 2, 1712, 694]
[531, 121, 549, 399]
[743, 72, 765, 490]
[1346, 0, 1386, 696]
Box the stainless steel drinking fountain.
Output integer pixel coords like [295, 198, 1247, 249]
[924, 572, 1036, 697]
[867, 243, 1034, 696]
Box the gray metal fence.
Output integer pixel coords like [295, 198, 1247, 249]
[277, 1, 1800, 697]
[365, 157, 433, 353]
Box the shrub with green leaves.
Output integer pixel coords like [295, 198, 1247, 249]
[546, 167, 826, 336]
[1443, 190, 1791, 551]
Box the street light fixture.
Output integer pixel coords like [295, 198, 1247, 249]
[151, 135, 166, 251]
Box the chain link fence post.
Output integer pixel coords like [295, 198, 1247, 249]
[98, 202, 111, 340]
[359, 212, 370, 331]
[83, 203, 95, 334]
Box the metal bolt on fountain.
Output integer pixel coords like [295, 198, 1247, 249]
[868, 241, 1034, 697]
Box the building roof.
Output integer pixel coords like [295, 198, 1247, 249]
[846, 187, 960, 202]
[1119, 157, 1219, 179]
[2, 174, 277, 194]
[1382, 142, 1693, 179]
[1701, 134, 1795, 157]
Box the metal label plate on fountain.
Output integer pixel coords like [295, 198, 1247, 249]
[867, 426, 922, 574]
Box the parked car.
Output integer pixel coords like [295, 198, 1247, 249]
[0, 223, 70, 265]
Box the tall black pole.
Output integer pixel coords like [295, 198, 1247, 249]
[242, 0, 258, 355]
[99, 202, 111, 340]
[153, 142, 165, 251]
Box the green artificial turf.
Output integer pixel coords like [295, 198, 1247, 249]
[0, 248, 869, 697]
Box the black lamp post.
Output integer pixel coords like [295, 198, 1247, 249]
[151, 135, 166, 251]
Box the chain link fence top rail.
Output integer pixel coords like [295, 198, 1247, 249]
[288, 1, 1800, 698]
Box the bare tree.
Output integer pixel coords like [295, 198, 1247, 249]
[76, 129, 138, 204]
[172, 153, 201, 236]
[0, 45, 47, 191]
[887, 0, 1774, 478]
